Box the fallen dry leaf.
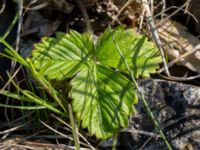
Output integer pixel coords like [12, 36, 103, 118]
[157, 19, 200, 73]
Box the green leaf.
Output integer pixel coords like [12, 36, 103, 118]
[31, 31, 94, 80]
[71, 65, 137, 139]
[30, 27, 161, 139]
[96, 27, 162, 77]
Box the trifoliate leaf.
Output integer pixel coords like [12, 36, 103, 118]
[96, 27, 162, 77]
[30, 27, 161, 139]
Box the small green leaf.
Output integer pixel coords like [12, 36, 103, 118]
[70, 65, 137, 139]
[30, 27, 161, 139]
[31, 31, 94, 80]
[96, 27, 162, 77]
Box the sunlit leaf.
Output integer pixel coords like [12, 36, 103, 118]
[31, 31, 94, 80]
[30, 27, 161, 139]
[96, 27, 162, 77]
[71, 65, 137, 139]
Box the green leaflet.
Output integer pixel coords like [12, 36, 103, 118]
[31, 31, 94, 80]
[30, 27, 161, 139]
[96, 27, 162, 77]
[71, 65, 137, 139]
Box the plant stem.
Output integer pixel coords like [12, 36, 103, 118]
[111, 30, 172, 150]
[112, 132, 118, 150]
[68, 103, 80, 150]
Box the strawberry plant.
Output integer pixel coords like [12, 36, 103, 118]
[0, 26, 162, 140]
[30, 26, 162, 139]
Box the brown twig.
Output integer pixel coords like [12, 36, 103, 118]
[155, 6, 198, 24]
[158, 74, 200, 81]
[51, 114, 95, 150]
[157, 44, 200, 73]
[139, 137, 153, 150]
[161, 0, 166, 19]
[156, 1, 198, 27]
[121, 128, 161, 138]
[75, 0, 93, 33]
[111, 0, 133, 24]
[39, 120, 91, 148]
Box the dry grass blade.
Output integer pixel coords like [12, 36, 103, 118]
[39, 120, 92, 148]
[51, 114, 96, 150]
[121, 128, 161, 139]
[156, 1, 198, 26]
[158, 74, 200, 81]
[0, 66, 22, 92]
[0, 0, 6, 13]
[0, 143, 35, 150]
[0, 123, 28, 135]
[0, 129, 48, 150]
[24, 1, 49, 11]
[158, 44, 200, 73]
[111, 0, 133, 24]
[10, 0, 23, 79]
[161, 0, 166, 19]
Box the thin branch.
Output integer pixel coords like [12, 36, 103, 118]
[39, 120, 90, 148]
[111, 0, 133, 24]
[51, 114, 95, 150]
[161, 0, 166, 19]
[121, 128, 161, 138]
[156, 1, 198, 27]
[157, 44, 200, 73]
[75, 0, 93, 33]
[139, 9, 145, 32]
[158, 74, 200, 81]
[155, 6, 198, 24]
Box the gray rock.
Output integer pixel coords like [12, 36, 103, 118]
[120, 79, 200, 150]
